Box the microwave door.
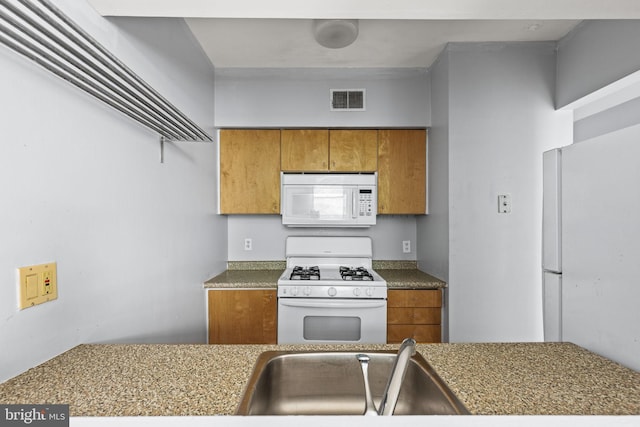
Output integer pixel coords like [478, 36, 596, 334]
[283, 185, 353, 225]
[313, 187, 351, 223]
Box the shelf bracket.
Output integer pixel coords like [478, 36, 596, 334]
[160, 136, 165, 164]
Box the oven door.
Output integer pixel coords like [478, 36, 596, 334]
[277, 298, 387, 344]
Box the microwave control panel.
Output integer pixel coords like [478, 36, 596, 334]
[358, 189, 375, 216]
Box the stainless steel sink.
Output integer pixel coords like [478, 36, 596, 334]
[236, 351, 469, 415]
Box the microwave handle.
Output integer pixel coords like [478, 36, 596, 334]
[352, 190, 358, 219]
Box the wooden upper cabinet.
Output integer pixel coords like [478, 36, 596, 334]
[281, 129, 329, 171]
[219, 129, 281, 214]
[281, 129, 377, 172]
[329, 129, 378, 172]
[378, 129, 427, 214]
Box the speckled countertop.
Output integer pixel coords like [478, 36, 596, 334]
[204, 261, 446, 289]
[1, 343, 638, 416]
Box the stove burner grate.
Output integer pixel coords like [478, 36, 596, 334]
[290, 266, 320, 280]
[339, 266, 373, 281]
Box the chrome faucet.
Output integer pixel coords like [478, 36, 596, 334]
[356, 338, 417, 416]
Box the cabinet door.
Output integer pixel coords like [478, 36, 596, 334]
[329, 129, 378, 171]
[378, 129, 426, 214]
[219, 129, 281, 214]
[281, 129, 329, 171]
[208, 289, 277, 344]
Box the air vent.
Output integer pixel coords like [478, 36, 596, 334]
[330, 89, 366, 111]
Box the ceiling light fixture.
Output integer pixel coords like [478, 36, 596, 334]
[313, 19, 359, 49]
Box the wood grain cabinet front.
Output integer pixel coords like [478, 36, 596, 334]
[378, 129, 427, 214]
[219, 129, 281, 214]
[281, 129, 329, 171]
[281, 129, 377, 172]
[328, 129, 378, 172]
[208, 289, 277, 344]
[387, 289, 442, 343]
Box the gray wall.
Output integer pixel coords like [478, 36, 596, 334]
[215, 68, 430, 128]
[0, 3, 225, 382]
[556, 20, 640, 108]
[574, 96, 640, 142]
[228, 215, 417, 261]
[215, 67, 431, 261]
[420, 43, 573, 343]
[417, 50, 450, 341]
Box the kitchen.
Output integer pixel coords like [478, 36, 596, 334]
[1, 0, 639, 426]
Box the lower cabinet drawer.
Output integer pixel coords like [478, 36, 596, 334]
[387, 325, 441, 343]
[387, 289, 442, 308]
[387, 307, 440, 325]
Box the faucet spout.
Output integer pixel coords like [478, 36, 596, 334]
[356, 354, 379, 416]
[378, 338, 417, 415]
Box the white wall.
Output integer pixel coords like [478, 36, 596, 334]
[417, 50, 450, 340]
[556, 21, 640, 108]
[215, 68, 430, 128]
[573, 96, 640, 142]
[215, 67, 430, 260]
[421, 43, 573, 342]
[228, 216, 416, 261]
[0, 1, 225, 382]
[558, 21, 640, 143]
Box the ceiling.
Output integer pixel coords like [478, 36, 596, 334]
[86, 0, 640, 68]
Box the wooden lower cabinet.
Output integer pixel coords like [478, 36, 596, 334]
[208, 289, 277, 344]
[387, 289, 442, 343]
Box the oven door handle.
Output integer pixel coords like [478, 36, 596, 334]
[279, 299, 386, 309]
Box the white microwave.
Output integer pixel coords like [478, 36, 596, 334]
[281, 173, 377, 227]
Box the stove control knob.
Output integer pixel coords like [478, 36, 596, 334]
[291, 287, 299, 296]
[303, 286, 312, 296]
[328, 287, 337, 297]
[353, 288, 361, 296]
[366, 288, 374, 296]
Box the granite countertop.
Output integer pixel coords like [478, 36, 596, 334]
[204, 261, 284, 289]
[1, 343, 638, 416]
[204, 261, 446, 290]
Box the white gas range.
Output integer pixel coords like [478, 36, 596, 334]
[277, 236, 387, 345]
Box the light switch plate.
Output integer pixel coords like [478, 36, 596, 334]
[498, 194, 512, 213]
[18, 262, 57, 309]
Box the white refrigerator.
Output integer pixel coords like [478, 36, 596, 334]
[542, 148, 562, 342]
[543, 125, 640, 370]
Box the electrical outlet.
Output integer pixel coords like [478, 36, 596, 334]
[402, 240, 411, 253]
[244, 238, 253, 251]
[18, 262, 58, 310]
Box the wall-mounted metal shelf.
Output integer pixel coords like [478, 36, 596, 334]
[0, 0, 212, 142]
